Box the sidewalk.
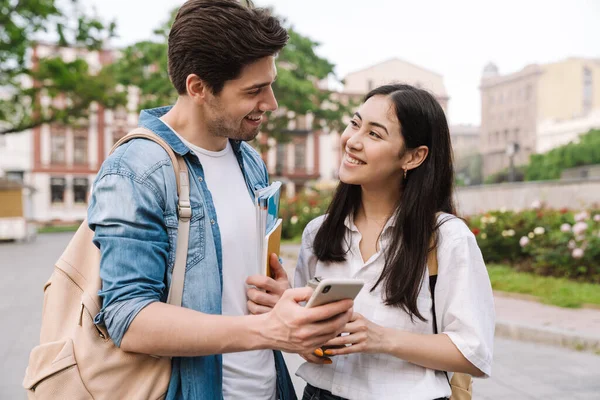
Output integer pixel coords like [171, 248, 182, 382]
[280, 244, 600, 354]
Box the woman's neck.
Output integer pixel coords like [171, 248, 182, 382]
[356, 185, 400, 225]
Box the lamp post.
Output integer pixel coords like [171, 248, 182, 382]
[506, 142, 520, 182]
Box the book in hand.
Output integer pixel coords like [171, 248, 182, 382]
[255, 182, 283, 277]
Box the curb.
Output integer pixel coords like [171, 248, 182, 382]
[495, 319, 600, 354]
[493, 290, 600, 311]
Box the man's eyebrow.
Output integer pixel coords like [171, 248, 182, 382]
[242, 75, 277, 91]
[354, 112, 389, 135]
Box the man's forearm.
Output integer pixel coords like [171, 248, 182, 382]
[120, 302, 270, 356]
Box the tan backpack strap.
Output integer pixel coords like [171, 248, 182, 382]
[111, 127, 190, 307]
[427, 243, 438, 277]
[427, 212, 442, 276]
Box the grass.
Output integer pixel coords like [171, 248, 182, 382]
[488, 264, 600, 308]
[38, 224, 80, 234]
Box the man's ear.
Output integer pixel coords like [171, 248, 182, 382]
[186, 74, 209, 104]
[404, 145, 429, 171]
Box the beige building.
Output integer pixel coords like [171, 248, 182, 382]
[343, 58, 449, 113]
[449, 124, 481, 185]
[480, 57, 600, 177]
[450, 124, 480, 160]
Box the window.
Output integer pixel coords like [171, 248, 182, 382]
[50, 177, 66, 204]
[275, 143, 286, 174]
[6, 171, 24, 183]
[583, 67, 593, 114]
[73, 177, 89, 204]
[294, 140, 306, 170]
[50, 130, 66, 164]
[73, 135, 88, 164]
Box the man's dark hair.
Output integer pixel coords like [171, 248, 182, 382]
[168, 0, 288, 95]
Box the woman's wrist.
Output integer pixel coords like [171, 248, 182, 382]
[379, 326, 411, 357]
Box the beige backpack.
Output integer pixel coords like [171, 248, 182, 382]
[427, 232, 473, 400]
[23, 128, 192, 399]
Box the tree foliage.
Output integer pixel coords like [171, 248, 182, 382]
[108, 10, 352, 142]
[0, 0, 126, 135]
[525, 129, 600, 181]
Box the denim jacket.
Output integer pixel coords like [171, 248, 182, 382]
[88, 106, 296, 400]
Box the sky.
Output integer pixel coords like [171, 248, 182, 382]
[82, 0, 600, 126]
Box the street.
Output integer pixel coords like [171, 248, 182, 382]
[1, 232, 599, 399]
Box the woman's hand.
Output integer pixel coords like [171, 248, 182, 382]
[300, 349, 333, 365]
[320, 312, 387, 356]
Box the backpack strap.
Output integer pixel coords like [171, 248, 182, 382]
[427, 213, 474, 398]
[110, 127, 190, 308]
[426, 212, 453, 388]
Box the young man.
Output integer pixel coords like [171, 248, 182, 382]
[87, 1, 353, 399]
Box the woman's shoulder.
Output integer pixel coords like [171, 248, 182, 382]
[303, 214, 328, 237]
[436, 212, 475, 245]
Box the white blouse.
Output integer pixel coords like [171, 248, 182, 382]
[294, 213, 495, 400]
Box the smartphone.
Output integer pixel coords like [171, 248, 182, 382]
[305, 277, 364, 308]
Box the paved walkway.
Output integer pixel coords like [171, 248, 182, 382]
[1, 235, 598, 399]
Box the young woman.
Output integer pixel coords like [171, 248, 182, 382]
[292, 84, 495, 400]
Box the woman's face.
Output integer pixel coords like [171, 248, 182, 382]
[339, 95, 408, 188]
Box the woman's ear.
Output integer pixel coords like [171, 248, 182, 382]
[404, 145, 429, 171]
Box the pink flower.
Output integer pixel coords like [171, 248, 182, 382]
[572, 248, 584, 259]
[594, 214, 600, 222]
[572, 222, 588, 236]
[519, 236, 530, 247]
[560, 223, 571, 232]
[568, 240, 576, 249]
[574, 211, 589, 222]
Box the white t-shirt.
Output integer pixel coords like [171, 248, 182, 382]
[294, 213, 495, 400]
[162, 121, 276, 400]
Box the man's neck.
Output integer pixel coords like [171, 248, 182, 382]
[161, 97, 228, 152]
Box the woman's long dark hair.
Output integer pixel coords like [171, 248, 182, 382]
[313, 84, 456, 321]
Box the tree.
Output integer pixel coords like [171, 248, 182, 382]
[108, 9, 353, 143]
[525, 129, 600, 181]
[0, 0, 126, 135]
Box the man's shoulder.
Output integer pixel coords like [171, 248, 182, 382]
[100, 138, 174, 179]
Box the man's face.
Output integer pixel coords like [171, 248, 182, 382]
[204, 56, 278, 141]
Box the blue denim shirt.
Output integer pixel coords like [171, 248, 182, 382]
[88, 106, 296, 400]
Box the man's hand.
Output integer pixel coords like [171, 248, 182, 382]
[260, 287, 354, 354]
[246, 253, 289, 315]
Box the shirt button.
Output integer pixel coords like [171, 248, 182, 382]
[210, 219, 215, 225]
[198, 177, 203, 182]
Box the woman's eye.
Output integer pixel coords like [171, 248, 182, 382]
[369, 131, 381, 139]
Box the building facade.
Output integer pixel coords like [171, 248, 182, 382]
[480, 58, 600, 177]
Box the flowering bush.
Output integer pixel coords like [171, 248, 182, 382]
[468, 202, 600, 282]
[279, 191, 332, 240]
